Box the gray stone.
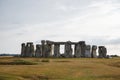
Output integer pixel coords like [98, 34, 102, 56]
[85, 45, 91, 58]
[46, 40, 53, 57]
[91, 45, 97, 58]
[41, 40, 46, 57]
[21, 43, 26, 57]
[30, 43, 34, 57]
[79, 41, 86, 57]
[24, 42, 34, 57]
[64, 41, 73, 58]
[74, 43, 81, 57]
[25, 43, 31, 57]
[98, 46, 107, 58]
[44, 44, 52, 57]
[54, 44, 60, 57]
[35, 44, 42, 57]
[103, 47, 107, 58]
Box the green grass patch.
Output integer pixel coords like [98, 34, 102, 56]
[0, 59, 37, 65]
[41, 59, 50, 62]
[0, 75, 22, 80]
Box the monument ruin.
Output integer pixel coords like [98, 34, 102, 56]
[21, 40, 107, 58]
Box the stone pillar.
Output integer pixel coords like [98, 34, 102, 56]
[35, 44, 42, 57]
[41, 40, 46, 57]
[44, 44, 51, 58]
[79, 41, 86, 57]
[64, 41, 73, 58]
[91, 45, 97, 58]
[74, 43, 81, 57]
[25, 43, 31, 57]
[103, 47, 107, 58]
[98, 46, 103, 58]
[98, 46, 107, 58]
[54, 44, 60, 57]
[25, 42, 34, 57]
[30, 43, 34, 57]
[21, 43, 26, 57]
[46, 40, 53, 57]
[85, 45, 91, 58]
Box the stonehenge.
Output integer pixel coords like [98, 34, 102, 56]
[21, 40, 107, 58]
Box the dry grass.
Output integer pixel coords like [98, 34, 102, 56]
[0, 57, 120, 80]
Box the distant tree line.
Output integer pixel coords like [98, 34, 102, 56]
[0, 53, 20, 57]
[110, 55, 119, 57]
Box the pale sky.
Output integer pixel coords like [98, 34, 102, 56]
[0, 0, 120, 55]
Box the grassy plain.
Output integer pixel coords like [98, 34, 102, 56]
[0, 57, 120, 80]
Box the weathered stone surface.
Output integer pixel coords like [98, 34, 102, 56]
[79, 41, 86, 57]
[25, 43, 31, 57]
[74, 43, 81, 57]
[64, 41, 73, 57]
[91, 45, 97, 58]
[41, 40, 46, 57]
[46, 40, 53, 57]
[24, 42, 34, 57]
[46, 40, 53, 45]
[21, 43, 26, 57]
[85, 45, 91, 58]
[44, 44, 52, 57]
[35, 44, 42, 57]
[30, 43, 34, 57]
[103, 47, 107, 58]
[54, 44, 60, 57]
[98, 46, 107, 58]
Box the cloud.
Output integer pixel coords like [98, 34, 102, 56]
[107, 38, 120, 45]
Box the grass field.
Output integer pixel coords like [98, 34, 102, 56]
[0, 57, 120, 80]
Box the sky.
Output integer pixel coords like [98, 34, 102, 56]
[0, 0, 120, 55]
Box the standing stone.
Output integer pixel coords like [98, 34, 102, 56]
[35, 44, 42, 57]
[85, 45, 91, 58]
[25, 42, 34, 57]
[41, 40, 46, 57]
[30, 43, 34, 57]
[79, 41, 86, 57]
[91, 45, 97, 58]
[44, 44, 51, 57]
[103, 47, 107, 58]
[64, 41, 73, 58]
[98, 46, 103, 58]
[98, 46, 107, 58]
[74, 43, 81, 57]
[46, 40, 53, 57]
[25, 43, 31, 57]
[21, 43, 26, 57]
[54, 44, 60, 57]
